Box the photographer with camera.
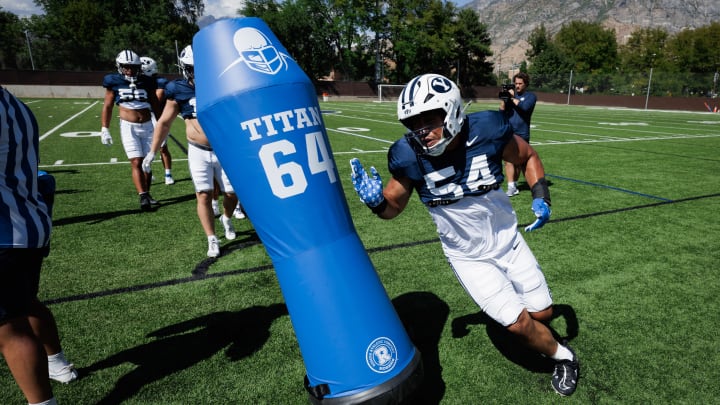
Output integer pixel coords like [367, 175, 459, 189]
[500, 72, 537, 197]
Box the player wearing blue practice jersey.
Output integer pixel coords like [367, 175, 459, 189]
[502, 71, 537, 197]
[351, 74, 579, 397]
[143, 45, 239, 258]
[1, 86, 78, 405]
[101, 49, 162, 211]
[140, 55, 175, 185]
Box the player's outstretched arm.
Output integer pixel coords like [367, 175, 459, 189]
[143, 100, 180, 173]
[349, 158, 411, 219]
[100, 89, 115, 146]
[503, 135, 551, 232]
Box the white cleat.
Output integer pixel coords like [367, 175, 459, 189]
[49, 364, 78, 384]
[207, 236, 220, 258]
[222, 215, 236, 240]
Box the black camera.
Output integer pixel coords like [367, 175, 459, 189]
[498, 84, 514, 101]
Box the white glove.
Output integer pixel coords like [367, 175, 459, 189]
[100, 127, 113, 145]
[142, 151, 156, 173]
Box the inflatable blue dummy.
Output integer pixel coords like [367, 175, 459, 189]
[193, 18, 422, 403]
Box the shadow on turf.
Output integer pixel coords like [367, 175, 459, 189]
[392, 291, 449, 404]
[53, 193, 196, 225]
[77, 303, 288, 404]
[450, 304, 578, 373]
[191, 231, 262, 277]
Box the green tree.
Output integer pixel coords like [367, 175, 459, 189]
[453, 8, 494, 88]
[526, 24, 573, 91]
[386, 0, 456, 83]
[26, 0, 200, 71]
[0, 9, 23, 69]
[554, 21, 618, 92]
[243, 0, 337, 80]
[325, 0, 377, 80]
[666, 22, 720, 73]
[618, 28, 669, 73]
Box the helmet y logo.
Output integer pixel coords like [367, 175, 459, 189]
[219, 28, 291, 77]
[430, 76, 453, 93]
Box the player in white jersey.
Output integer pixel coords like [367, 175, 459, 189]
[350, 74, 579, 396]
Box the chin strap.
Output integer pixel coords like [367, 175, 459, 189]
[463, 100, 472, 113]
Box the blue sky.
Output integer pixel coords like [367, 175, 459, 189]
[2, 0, 472, 19]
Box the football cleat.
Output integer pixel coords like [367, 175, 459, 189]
[506, 184, 519, 197]
[49, 364, 78, 384]
[551, 345, 579, 396]
[222, 215, 236, 240]
[233, 205, 246, 219]
[207, 236, 220, 258]
[165, 174, 175, 185]
[139, 193, 152, 211]
[147, 193, 160, 206]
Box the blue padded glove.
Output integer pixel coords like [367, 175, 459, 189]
[524, 198, 551, 232]
[350, 158, 384, 207]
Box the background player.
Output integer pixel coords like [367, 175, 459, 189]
[140, 55, 175, 185]
[142, 45, 239, 257]
[100, 49, 162, 211]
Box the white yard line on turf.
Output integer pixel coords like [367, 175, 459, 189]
[39, 101, 99, 141]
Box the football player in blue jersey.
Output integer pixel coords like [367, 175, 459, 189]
[350, 74, 579, 396]
[142, 45, 239, 258]
[140, 56, 175, 185]
[501, 72, 537, 197]
[1, 85, 78, 405]
[100, 49, 162, 211]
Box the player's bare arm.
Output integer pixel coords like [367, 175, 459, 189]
[378, 176, 413, 219]
[149, 99, 180, 154]
[502, 134, 545, 188]
[101, 89, 115, 128]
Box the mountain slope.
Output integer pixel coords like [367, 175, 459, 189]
[463, 0, 720, 73]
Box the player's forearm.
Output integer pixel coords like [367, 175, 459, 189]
[100, 108, 112, 128]
[523, 150, 545, 187]
[149, 123, 171, 153]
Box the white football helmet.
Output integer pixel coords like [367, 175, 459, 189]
[140, 56, 158, 77]
[115, 50, 141, 80]
[178, 45, 194, 80]
[397, 74, 466, 156]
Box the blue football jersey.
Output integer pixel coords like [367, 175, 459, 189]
[155, 76, 169, 90]
[102, 73, 157, 107]
[388, 110, 513, 205]
[164, 79, 196, 119]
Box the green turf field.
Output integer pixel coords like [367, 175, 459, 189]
[2, 97, 719, 404]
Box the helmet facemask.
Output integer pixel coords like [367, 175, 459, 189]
[397, 74, 466, 156]
[178, 45, 194, 81]
[140, 56, 158, 77]
[115, 50, 141, 81]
